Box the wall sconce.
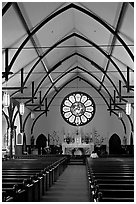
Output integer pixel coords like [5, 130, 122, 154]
[31, 111, 35, 120]
[126, 102, 131, 115]
[3, 92, 10, 107]
[19, 102, 25, 115]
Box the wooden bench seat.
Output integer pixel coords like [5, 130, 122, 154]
[90, 168, 134, 172]
[91, 172, 134, 176]
[2, 167, 53, 190]
[3, 173, 45, 194]
[86, 157, 134, 202]
[2, 181, 37, 202]
[90, 168, 134, 171]
[93, 175, 134, 180]
[3, 175, 42, 201]
[98, 183, 134, 190]
[3, 191, 15, 202]
[99, 189, 134, 198]
[2, 156, 68, 202]
[100, 197, 134, 202]
[95, 179, 134, 184]
[2, 183, 29, 202]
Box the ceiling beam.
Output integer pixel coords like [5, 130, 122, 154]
[9, 32, 128, 99]
[21, 68, 24, 93]
[7, 3, 133, 77]
[30, 75, 130, 134]
[31, 81, 35, 103]
[2, 48, 13, 81]
[2, 87, 27, 90]
[12, 97, 37, 99]
[13, 2, 57, 91]
[2, 43, 134, 50]
[129, 2, 134, 7]
[2, 2, 12, 16]
[26, 104, 44, 106]
[99, 2, 128, 90]
[24, 52, 129, 106]
[111, 102, 134, 105]
[116, 95, 134, 99]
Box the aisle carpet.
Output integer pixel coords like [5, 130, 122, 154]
[40, 165, 90, 202]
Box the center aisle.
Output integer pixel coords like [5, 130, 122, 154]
[41, 165, 90, 202]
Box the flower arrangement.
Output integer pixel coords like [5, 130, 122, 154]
[85, 135, 90, 144]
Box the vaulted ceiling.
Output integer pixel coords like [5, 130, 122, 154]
[2, 2, 134, 113]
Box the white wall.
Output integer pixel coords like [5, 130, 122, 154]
[31, 80, 132, 148]
[2, 80, 133, 149]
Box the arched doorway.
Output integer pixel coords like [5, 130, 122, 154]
[109, 134, 121, 154]
[36, 134, 47, 155]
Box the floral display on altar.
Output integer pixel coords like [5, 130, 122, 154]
[47, 126, 106, 147]
[62, 127, 106, 146]
[92, 127, 106, 147]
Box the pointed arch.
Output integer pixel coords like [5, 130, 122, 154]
[30, 76, 126, 134]
[7, 3, 133, 75]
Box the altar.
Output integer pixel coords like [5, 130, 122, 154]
[62, 142, 94, 155]
[62, 127, 94, 155]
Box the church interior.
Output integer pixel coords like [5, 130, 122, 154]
[2, 2, 134, 202]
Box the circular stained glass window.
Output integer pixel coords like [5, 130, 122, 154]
[60, 92, 96, 126]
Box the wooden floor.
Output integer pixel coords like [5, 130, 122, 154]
[40, 164, 90, 202]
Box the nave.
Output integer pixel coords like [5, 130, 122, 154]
[40, 163, 89, 202]
[2, 155, 134, 202]
[2, 2, 134, 202]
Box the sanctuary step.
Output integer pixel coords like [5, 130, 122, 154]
[69, 156, 85, 165]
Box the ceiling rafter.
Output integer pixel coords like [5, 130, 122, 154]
[23, 52, 121, 105]
[13, 2, 57, 91]
[40, 64, 133, 111]
[9, 32, 128, 99]
[5, 3, 133, 76]
[46, 76, 133, 131]
[2, 2, 134, 134]
[24, 64, 113, 113]
[129, 2, 134, 7]
[29, 76, 128, 135]
[99, 2, 128, 90]
[2, 2, 13, 16]
[41, 66, 115, 106]
[12, 51, 130, 107]
[2, 43, 134, 50]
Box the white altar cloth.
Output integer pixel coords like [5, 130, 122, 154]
[62, 142, 94, 155]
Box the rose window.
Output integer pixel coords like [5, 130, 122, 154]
[60, 92, 96, 126]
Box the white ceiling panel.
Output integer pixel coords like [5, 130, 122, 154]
[2, 2, 134, 111]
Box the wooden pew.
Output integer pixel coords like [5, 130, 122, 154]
[86, 157, 134, 202]
[2, 156, 68, 201]
[2, 183, 29, 202]
[2, 176, 42, 201]
[3, 190, 15, 202]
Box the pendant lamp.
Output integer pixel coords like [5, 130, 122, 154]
[126, 103, 131, 115]
[118, 111, 122, 119]
[19, 102, 25, 115]
[3, 92, 10, 107]
[31, 111, 35, 119]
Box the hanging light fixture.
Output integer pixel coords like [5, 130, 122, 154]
[31, 111, 35, 120]
[126, 102, 131, 115]
[19, 102, 25, 115]
[118, 110, 123, 119]
[3, 92, 10, 107]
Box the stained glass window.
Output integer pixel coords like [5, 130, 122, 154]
[60, 92, 96, 126]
